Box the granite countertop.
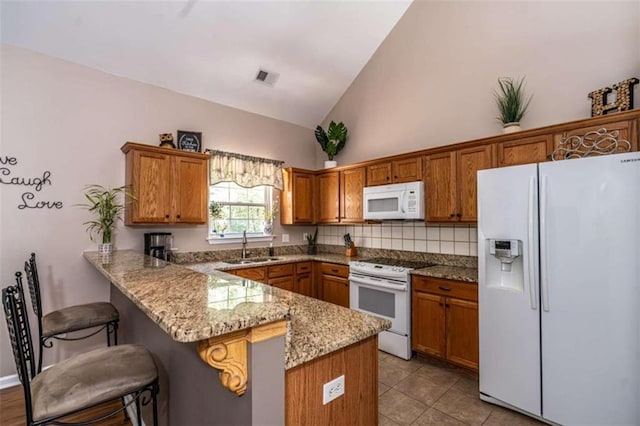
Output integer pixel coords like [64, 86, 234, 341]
[411, 265, 478, 283]
[188, 253, 478, 284]
[84, 250, 390, 369]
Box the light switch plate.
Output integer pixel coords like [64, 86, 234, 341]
[282, 234, 289, 243]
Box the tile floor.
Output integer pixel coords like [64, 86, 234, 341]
[377, 352, 543, 425]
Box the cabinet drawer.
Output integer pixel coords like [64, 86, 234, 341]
[268, 263, 294, 278]
[233, 267, 266, 282]
[295, 261, 312, 274]
[413, 276, 477, 302]
[320, 263, 349, 278]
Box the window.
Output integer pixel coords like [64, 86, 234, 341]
[209, 182, 273, 240]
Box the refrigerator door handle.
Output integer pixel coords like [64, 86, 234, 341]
[540, 175, 550, 312]
[528, 176, 537, 310]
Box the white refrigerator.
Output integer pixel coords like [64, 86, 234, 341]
[478, 152, 640, 425]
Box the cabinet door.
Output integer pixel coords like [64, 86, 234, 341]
[316, 172, 340, 223]
[293, 172, 314, 224]
[173, 156, 208, 223]
[322, 275, 349, 308]
[457, 145, 493, 222]
[392, 157, 422, 183]
[552, 119, 637, 160]
[366, 162, 392, 186]
[294, 273, 313, 297]
[233, 267, 267, 282]
[412, 291, 446, 358]
[424, 152, 457, 222]
[446, 298, 479, 371]
[130, 150, 172, 223]
[269, 276, 294, 292]
[340, 167, 365, 223]
[497, 135, 553, 167]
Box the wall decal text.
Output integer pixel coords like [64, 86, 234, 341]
[0, 156, 64, 209]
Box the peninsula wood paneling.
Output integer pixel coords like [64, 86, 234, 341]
[285, 335, 378, 426]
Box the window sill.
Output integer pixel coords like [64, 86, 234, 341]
[207, 235, 276, 245]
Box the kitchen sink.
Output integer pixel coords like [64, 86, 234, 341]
[225, 257, 280, 265]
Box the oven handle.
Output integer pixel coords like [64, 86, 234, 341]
[348, 275, 408, 292]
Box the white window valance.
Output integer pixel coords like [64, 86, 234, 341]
[206, 149, 285, 190]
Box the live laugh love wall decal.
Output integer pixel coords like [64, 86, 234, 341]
[0, 155, 63, 209]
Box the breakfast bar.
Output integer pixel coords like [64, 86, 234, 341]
[84, 250, 390, 425]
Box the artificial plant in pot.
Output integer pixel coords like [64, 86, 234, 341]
[209, 201, 225, 236]
[315, 121, 348, 168]
[494, 76, 533, 134]
[78, 184, 135, 254]
[306, 228, 318, 255]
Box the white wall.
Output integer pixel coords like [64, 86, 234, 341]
[0, 45, 316, 376]
[317, 1, 640, 166]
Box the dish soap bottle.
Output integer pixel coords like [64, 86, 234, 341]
[268, 242, 275, 257]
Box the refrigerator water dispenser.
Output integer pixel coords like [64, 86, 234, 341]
[486, 239, 524, 292]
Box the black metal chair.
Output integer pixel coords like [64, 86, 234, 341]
[22, 253, 119, 373]
[3, 283, 159, 426]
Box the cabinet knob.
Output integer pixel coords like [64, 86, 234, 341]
[295, 216, 299, 220]
[177, 214, 181, 219]
[386, 176, 390, 180]
[449, 213, 455, 218]
[394, 176, 398, 179]
[445, 304, 450, 308]
[165, 215, 170, 219]
[439, 302, 444, 307]
[456, 213, 461, 218]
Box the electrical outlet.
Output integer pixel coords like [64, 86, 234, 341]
[282, 234, 290, 243]
[303, 232, 309, 241]
[322, 375, 345, 405]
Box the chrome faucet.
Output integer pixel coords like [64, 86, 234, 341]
[241, 230, 249, 259]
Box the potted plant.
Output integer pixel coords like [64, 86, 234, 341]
[315, 121, 348, 168]
[209, 201, 226, 236]
[78, 184, 135, 254]
[306, 228, 318, 255]
[262, 198, 279, 236]
[494, 76, 533, 133]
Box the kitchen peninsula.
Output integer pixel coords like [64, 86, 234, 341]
[84, 250, 389, 426]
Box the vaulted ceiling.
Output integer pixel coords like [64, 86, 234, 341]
[1, 1, 412, 128]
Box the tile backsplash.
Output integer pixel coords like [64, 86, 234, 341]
[317, 222, 478, 257]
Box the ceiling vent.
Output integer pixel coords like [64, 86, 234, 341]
[255, 68, 280, 87]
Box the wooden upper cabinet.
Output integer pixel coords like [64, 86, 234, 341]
[281, 168, 314, 225]
[457, 145, 493, 222]
[551, 119, 638, 160]
[392, 157, 423, 183]
[340, 167, 365, 223]
[424, 152, 457, 222]
[122, 142, 209, 225]
[173, 156, 209, 223]
[425, 146, 493, 223]
[366, 156, 422, 186]
[497, 135, 553, 167]
[316, 171, 340, 223]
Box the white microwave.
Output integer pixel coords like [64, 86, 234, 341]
[363, 181, 425, 220]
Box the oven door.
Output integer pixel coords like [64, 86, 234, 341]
[348, 274, 409, 335]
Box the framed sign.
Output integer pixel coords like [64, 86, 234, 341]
[177, 130, 202, 152]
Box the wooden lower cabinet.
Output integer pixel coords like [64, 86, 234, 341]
[412, 276, 478, 371]
[319, 263, 350, 308]
[286, 335, 378, 425]
[229, 261, 317, 297]
[294, 262, 313, 297]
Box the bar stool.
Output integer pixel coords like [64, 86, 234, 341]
[3, 284, 159, 426]
[22, 253, 119, 373]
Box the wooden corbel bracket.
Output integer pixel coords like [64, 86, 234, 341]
[197, 320, 287, 396]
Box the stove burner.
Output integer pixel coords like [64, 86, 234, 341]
[358, 258, 435, 270]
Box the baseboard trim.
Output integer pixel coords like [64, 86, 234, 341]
[0, 365, 53, 390]
[0, 373, 19, 390]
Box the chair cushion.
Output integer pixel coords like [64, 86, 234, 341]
[30, 344, 157, 422]
[42, 302, 119, 337]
